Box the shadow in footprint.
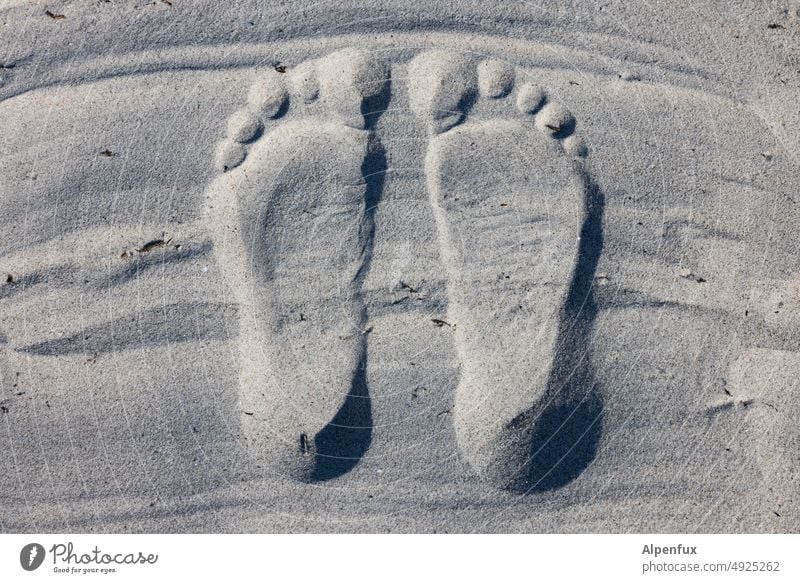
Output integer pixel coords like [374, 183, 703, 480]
[311, 349, 373, 481]
[309, 89, 389, 482]
[520, 176, 606, 493]
[525, 387, 604, 493]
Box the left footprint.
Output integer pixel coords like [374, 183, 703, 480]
[205, 48, 390, 482]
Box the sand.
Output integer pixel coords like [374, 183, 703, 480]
[0, 0, 798, 532]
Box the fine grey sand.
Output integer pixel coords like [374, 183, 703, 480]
[0, 0, 798, 532]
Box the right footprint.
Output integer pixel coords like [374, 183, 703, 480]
[408, 51, 603, 492]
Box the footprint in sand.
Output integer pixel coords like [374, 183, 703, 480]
[408, 51, 603, 491]
[205, 48, 390, 482]
[207, 48, 603, 491]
